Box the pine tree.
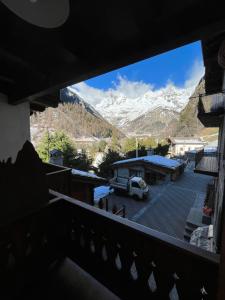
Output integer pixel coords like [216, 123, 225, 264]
[110, 131, 121, 152]
[37, 131, 76, 165]
[98, 150, 123, 178]
[37, 131, 92, 170]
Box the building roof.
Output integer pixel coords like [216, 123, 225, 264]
[50, 149, 63, 155]
[1, 2, 225, 109]
[169, 137, 206, 145]
[72, 169, 106, 184]
[112, 155, 182, 170]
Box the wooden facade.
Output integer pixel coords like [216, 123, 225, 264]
[168, 137, 206, 156]
[112, 159, 185, 184]
[44, 163, 72, 196]
[70, 173, 107, 205]
[44, 163, 107, 205]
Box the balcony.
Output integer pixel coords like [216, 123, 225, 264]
[43, 163, 72, 195]
[0, 189, 219, 300]
[194, 149, 218, 177]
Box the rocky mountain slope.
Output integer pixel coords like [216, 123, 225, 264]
[174, 78, 218, 143]
[122, 78, 217, 139]
[31, 88, 124, 144]
[124, 108, 179, 137]
[71, 83, 194, 127]
[174, 78, 205, 136]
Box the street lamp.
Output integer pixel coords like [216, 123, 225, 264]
[136, 137, 138, 158]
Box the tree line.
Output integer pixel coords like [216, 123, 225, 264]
[36, 131, 169, 178]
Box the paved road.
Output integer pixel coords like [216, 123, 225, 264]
[108, 163, 213, 240]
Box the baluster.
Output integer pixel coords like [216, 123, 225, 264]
[153, 253, 176, 299]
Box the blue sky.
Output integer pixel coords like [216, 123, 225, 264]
[71, 41, 204, 107]
[84, 41, 203, 90]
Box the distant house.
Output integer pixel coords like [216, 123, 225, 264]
[49, 149, 63, 166]
[186, 146, 218, 161]
[112, 155, 185, 183]
[168, 137, 206, 156]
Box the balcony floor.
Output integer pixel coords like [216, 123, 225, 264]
[108, 163, 212, 240]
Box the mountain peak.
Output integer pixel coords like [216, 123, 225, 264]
[72, 84, 194, 127]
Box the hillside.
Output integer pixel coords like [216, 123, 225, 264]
[175, 78, 205, 136]
[31, 88, 124, 144]
[124, 107, 179, 137]
[122, 77, 218, 142]
[174, 78, 219, 141]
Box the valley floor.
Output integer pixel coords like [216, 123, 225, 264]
[107, 162, 212, 240]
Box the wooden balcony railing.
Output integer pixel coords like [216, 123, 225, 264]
[55, 191, 219, 300]
[0, 190, 219, 300]
[113, 205, 126, 218]
[43, 163, 72, 195]
[194, 151, 218, 177]
[195, 148, 204, 167]
[98, 198, 126, 218]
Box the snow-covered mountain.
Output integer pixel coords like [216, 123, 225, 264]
[124, 107, 180, 137]
[30, 88, 124, 145]
[71, 83, 194, 127]
[61, 88, 104, 120]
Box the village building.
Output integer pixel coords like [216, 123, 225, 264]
[71, 169, 107, 205]
[168, 137, 207, 156]
[112, 155, 185, 183]
[44, 162, 107, 205]
[186, 146, 218, 161]
[49, 149, 63, 166]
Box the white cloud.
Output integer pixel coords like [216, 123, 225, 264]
[71, 81, 105, 106]
[111, 75, 154, 98]
[70, 75, 154, 107]
[184, 59, 205, 88]
[70, 58, 205, 115]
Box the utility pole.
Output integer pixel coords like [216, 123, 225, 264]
[136, 137, 138, 158]
[47, 127, 50, 161]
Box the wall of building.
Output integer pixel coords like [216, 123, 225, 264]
[116, 167, 129, 178]
[70, 180, 94, 205]
[174, 144, 204, 155]
[114, 166, 145, 179]
[213, 72, 225, 252]
[0, 94, 30, 162]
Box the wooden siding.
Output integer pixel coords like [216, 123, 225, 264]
[194, 156, 218, 177]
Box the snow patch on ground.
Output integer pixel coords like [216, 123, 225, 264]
[94, 185, 113, 203]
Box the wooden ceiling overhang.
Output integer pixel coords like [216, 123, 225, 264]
[1, 1, 225, 110]
[202, 34, 225, 95]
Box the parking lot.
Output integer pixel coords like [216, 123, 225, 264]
[107, 163, 212, 240]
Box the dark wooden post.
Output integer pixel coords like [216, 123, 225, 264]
[122, 205, 126, 218]
[105, 198, 109, 212]
[217, 181, 225, 299]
